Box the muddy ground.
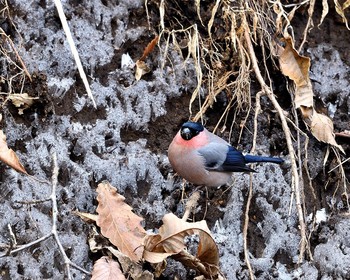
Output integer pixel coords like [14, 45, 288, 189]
[0, 0, 349, 279]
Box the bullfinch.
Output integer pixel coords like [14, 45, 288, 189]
[168, 121, 284, 187]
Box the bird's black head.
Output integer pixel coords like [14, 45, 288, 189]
[180, 122, 204, 140]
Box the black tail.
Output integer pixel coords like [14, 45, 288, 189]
[244, 154, 284, 164]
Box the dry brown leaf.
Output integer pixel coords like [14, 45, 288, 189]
[143, 213, 219, 268]
[0, 130, 28, 174]
[96, 181, 146, 262]
[277, 35, 344, 153]
[134, 35, 158, 80]
[7, 93, 39, 115]
[139, 35, 159, 62]
[277, 36, 310, 85]
[135, 60, 151, 81]
[107, 246, 154, 280]
[91, 256, 126, 280]
[310, 110, 345, 153]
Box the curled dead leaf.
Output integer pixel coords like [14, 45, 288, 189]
[96, 181, 146, 262]
[277, 36, 310, 88]
[334, 0, 350, 29]
[0, 130, 28, 174]
[310, 110, 345, 153]
[91, 256, 126, 280]
[135, 60, 151, 81]
[143, 213, 219, 275]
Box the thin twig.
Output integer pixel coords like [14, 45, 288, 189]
[0, 28, 32, 82]
[50, 153, 93, 277]
[0, 233, 52, 257]
[0, 153, 91, 277]
[14, 198, 51, 204]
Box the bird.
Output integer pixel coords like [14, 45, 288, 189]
[168, 121, 284, 187]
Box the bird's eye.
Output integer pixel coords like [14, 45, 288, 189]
[180, 127, 193, 140]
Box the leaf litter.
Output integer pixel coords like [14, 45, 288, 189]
[84, 181, 224, 279]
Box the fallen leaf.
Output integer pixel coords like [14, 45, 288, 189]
[135, 60, 150, 81]
[319, 0, 329, 27]
[107, 246, 154, 280]
[96, 181, 146, 262]
[143, 213, 219, 272]
[7, 93, 39, 115]
[0, 130, 28, 174]
[88, 226, 105, 253]
[91, 256, 126, 280]
[134, 35, 158, 80]
[139, 35, 159, 62]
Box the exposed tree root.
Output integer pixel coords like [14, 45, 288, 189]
[243, 15, 309, 262]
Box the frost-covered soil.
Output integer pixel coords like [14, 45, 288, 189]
[0, 1, 349, 279]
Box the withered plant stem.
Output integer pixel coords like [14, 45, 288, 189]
[243, 16, 308, 263]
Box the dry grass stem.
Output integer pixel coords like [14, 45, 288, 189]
[53, 0, 96, 108]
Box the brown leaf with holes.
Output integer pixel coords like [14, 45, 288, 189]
[143, 213, 219, 274]
[91, 256, 126, 280]
[96, 181, 146, 262]
[0, 130, 28, 174]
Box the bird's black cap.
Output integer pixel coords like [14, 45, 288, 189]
[180, 122, 204, 140]
[181, 122, 204, 132]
